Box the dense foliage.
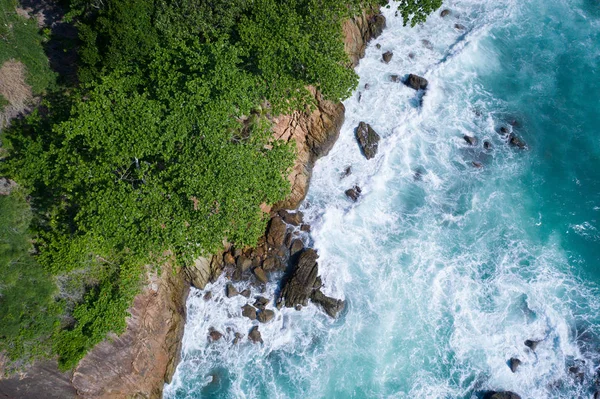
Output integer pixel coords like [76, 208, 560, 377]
[396, 0, 444, 26]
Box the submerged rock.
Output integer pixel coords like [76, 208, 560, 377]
[345, 186, 362, 202]
[509, 134, 527, 149]
[404, 74, 428, 91]
[355, 122, 380, 159]
[484, 392, 522, 399]
[455, 23, 466, 30]
[524, 339, 540, 351]
[440, 9, 451, 17]
[472, 161, 483, 168]
[422, 39, 434, 50]
[341, 165, 352, 178]
[382, 51, 393, 63]
[509, 357, 522, 373]
[484, 141, 492, 150]
[233, 332, 244, 345]
[248, 326, 263, 344]
[463, 135, 477, 145]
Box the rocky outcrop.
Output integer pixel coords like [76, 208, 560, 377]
[382, 51, 393, 63]
[345, 186, 362, 202]
[355, 122, 380, 159]
[483, 392, 522, 399]
[509, 357, 521, 373]
[343, 10, 386, 67]
[404, 74, 429, 91]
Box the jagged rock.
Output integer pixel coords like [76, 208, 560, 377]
[223, 252, 235, 265]
[345, 186, 362, 202]
[342, 165, 352, 178]
[258, 309, 275, 323]
[440, 9, 451, 17]
[203, 291, 212, 301]
[311, 290, 345, 318]
[236, 256, 252, 272]
[382, 51, 393, 63]
[240, 289, 251, 298]
[300, 224, 311, 232]
[279, 249, 320, 308]
[208, 328, 223, 342]
[254, 267, 268, 284]
[404, 74, 428, 91]
[369, 14, 386, 40]
[254, 296, 269, 310]
[463, 135, 477, 145]
[390, 74, 400, 82]
[484, 141, 492, 150]
[509, 358, 521, 373]
[290, 239, 304, 257]
[0, 177, 17, 196]
[241, 304, 257, 320]
[267, 216, 287, 248]
[278, 210, 304, 226]
[375, 43, 381, 49]
[262, 256, 281, 271]
[484, 392, 522, 399]
[185, 256, 217, 289]
[498, 126, 510, 135]
[248, 326, 263, 344]
[233, 332, 243, 345]
[226, 283, 239, 298]
[422, 39, 434, 50]
[524, 339, 540, 351]
[355, 122, 380, 160]
[509, 134, 527, 149]
[455, 23, 466, 30]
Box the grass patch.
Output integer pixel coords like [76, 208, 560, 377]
[0, 94, 8, 110]
[0, 0, 56, 94]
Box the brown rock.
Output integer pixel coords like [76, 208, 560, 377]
[440, 9, 451, 17]
[355, 122, 380, 160]
[300, 224, 311, 232]
[290, 239, 304, 257]
[208, 328, 223, 342]
[223, 252, 235, 265]
[279, 249, 320, 309]
[203, 291, 213, 301]
[233, 333, 244, 345]
[236, 256, 252, 272]
[382, 51, 393, 63]
[0, 177, 17, 196]
[267, 216, 287, 248]
[390, 74, 400, 82]
[262, 256, 279, 271]
[509, 357, 521, 373]
[240, 289, 251, 298]
[509, 134, 527, 149]
[279, 210, 304, 226]
[241, 304, 257, 320]
[258, 309, 275, 323]
[524, 339, 540, 351]
[345, 186, 362, 202]
[341, 165, 352, 178]
[404, 74, 428, 91]
[375, 43, 381, 49]
[254, 267, 268, 284]
[254, 296, 270, 310]
[248, 326, 263, 344]
[463, 135, 477, 145]
[226, 283, 239, 298]
[343, 12, 386, 67]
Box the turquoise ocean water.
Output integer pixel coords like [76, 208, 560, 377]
[164, 0, 600, 397]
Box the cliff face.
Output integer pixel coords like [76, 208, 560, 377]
[0, 10, 384, 399]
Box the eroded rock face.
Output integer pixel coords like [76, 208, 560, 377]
[343, 10, 386, 67]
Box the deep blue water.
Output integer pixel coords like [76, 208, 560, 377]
[165, 1, 600, 398]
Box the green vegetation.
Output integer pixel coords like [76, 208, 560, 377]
[0, 95, 8, 110]
[396, 0, 444, 26]
[0, 0, 55, 94]
[1, 0, 439, 372]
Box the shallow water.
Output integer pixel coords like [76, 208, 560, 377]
[164, 1, 600, 397]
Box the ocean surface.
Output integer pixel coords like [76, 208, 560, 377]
[164, 0, 600, 397]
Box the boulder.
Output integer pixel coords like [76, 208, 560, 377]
[498, 126, 510, 135]
[223, 252, 235, 265]
[375, 43, 381, 49]
[266, 216, 287, 248]
[463, 135, 477, 145]
[208, 328, 223, 342]
[300, 224, 311, 232]
[524, 339, 540, 351]
[203, 291, 213, 301]
[290, 239, 304, 257]
[236, 256, 252, 272]
[279, 249, 320, 308]
[404, 74, 428, 91]
[311, 290, 345, 318]
[484, 141, 492, 150]
[369, 14, 386, 39]
[226, 283, 239, 298]
[509, 358, 521, 373]
[241, 304, 257, 320]
[254, 296, 269, 310]
[233, 332, 243, 345]
[345, 186, 362, 202]
[355, 122, 380, 160]
[278, 210, 304, 226]
[390, 74, 401, 83]
[382, 51, 393, 63]
[455, 23, 466, 30]
[257, 309, 275, 323]
[509, 134, 527, 149]
[440, 9, 451, 17]
[341, 165, 352, 178]
[594, 391, 600, 399]
[254, 267, 268, 284]
[248, 326, 263, 344]
[484, 392, 522, 399]
[240, 289, 251, 298]
[422, 39, 434, 50]
[262, 256, 281, 271]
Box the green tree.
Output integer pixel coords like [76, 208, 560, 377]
[397, 0, 443, 26]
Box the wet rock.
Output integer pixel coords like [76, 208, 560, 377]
[233, 332, 243, 345]
[509, 134, 527, 149]
[463, 135, 477, 145]
[345, 186, 362, 202]
[341, 165, 352, 178]
[300, 224, 311, 233]
[455, 23, 466, 30]
[248, 326, 263, 344]
[241, 304, 257, 320]
[203, 291, 213, 301]
[484, 392, 522, 399]
[311, 290, 345, 318]
[262, 256, 281, 271]
[254, 296, 269, 310]
[390, 74, 401, 82]
[569, 365, 585, 382]
[278, 210, 304, 226]
[524, 339, 540, 351]
[404, 74, 428, 91]
[223, 252, 235, 265]
[440, 9, 451, 17]
[484, 141, 492, 150]
[236, 256, 252, 272]
[382, 51, 393, 63]
[226, 283, 239, 298]
[594, 391, 600, 399]
[369, 14, 386, 40]
[254, 267, 268, 284]
[208, 328, 223, 341]
[408, 52, 415, 59]
[498, 126, 510, 135]
[364, 83, 370, 90]
[240, 289, 251, 298]
[472, 161, 483, 168]
[266, 216, 287, 248]
[509, 357, 522, 373]
[422, 39, 434, 50]
[279, 249, 320, 309]
[355, 122, 380, 160]
[258, 309, 275, 323]
[290, 239, 304, 257]
[284, 231, 293, 248]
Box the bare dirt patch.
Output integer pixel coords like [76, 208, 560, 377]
[0, 60, 32, 128]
